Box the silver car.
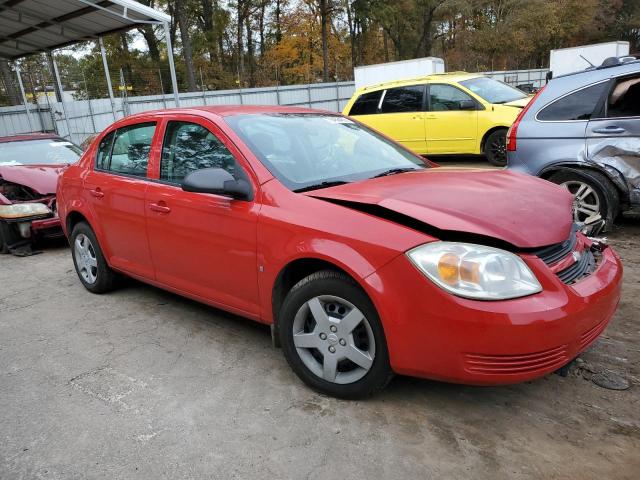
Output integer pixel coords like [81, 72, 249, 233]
[507, 57, 640, 230]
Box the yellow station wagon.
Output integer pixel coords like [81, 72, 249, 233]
[343, 73, 531, 166]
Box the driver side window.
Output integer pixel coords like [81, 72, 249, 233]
[160, 121, 238, 184]
[429, 85, 474, 111]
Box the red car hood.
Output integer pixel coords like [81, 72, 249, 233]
[0, 164, 66, 195]
[305, 168, 573, 248]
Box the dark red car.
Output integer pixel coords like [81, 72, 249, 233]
[57, 106, 622, 398]
[0, 133, 82, 254]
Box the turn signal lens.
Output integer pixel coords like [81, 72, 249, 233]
[407, 242, 542, 300]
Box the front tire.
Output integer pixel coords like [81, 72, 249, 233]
[548, 169, 619, 230]
[278, 270, 393, 399]
[70, 222, 118, 293]
[484, 129, 508, 167]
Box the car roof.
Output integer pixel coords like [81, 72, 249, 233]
[124, 105, 336, 121]
[358, 72, 483, 92]
[0, 132, 62, 143]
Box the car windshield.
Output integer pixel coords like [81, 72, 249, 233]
[225, 113, 427, 191]
[0, 138, 82, 166]
[460, 77, 528, 104]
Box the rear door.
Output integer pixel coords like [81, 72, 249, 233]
[83, 120, 158, 278]
[144, 116, 261, 317]
[425, 84, 478, 154]
[348, 85, 428, 154]
[586, 72, 640, 205]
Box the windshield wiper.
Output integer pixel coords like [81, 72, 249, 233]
[371, 167, 421, 178]
[293, 180, 350, 193]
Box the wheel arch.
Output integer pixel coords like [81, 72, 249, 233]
[480, 125, 509, 152]
[539, 162, 629, 205]
[271, 257, 361, 330]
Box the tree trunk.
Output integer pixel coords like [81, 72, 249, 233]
[139, 25, 160, 63]
[320, 0, 330, 82]
[259, 2, 266, 57]
[275, 0, 282, 43]
[236, 2, 245, 83]
[176, 0, 197, 91]
[246, 16, 255, 87]
[0, 60, 21, 105]
[200, 0, 218, 64]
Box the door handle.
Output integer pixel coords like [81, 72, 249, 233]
[593, 126, 626, 134]
[89, 188, 104, 198]
[149, 202, 171, 214]
[412, 113, 425, 120]
[425, 114, 437, 119]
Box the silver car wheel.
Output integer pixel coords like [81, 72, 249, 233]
[74, 233, 98, 284]
[561, 180, 601, 223]
[292, 295, 375, 385]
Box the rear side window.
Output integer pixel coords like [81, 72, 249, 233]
[95, 131, 114, 170]
[380, 85, 424, 113]
[96, 123, 156, 177]
[348, 90, 382, 116]
[607, 75, 640, 118]
[160, 121, 238, 184]
[537, 82, 608, 121]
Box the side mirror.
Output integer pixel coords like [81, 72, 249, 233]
[181, 168, 252, 200]
[459, 99, 477, 110]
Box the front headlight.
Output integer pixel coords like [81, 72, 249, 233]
[0, 203, 51, 219]
[407, 242, 542, 300]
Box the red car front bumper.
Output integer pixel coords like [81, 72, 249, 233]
[30, 216, 63, 237]
[366, 245, 622, 385]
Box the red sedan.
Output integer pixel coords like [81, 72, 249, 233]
[0, 133, 81, 255]
[57, 106, 622, 398]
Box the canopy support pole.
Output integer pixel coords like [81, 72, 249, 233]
[163, 22, 180, 107]
[48, 50, 72, 141]
[14, 63, 34, 132]
[99, 36, 118, 121]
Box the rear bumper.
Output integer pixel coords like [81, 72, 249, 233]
[366, 245, 622, 385]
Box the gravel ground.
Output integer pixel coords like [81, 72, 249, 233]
[1, 209, 638, 479]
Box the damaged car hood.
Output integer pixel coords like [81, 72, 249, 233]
[305, 168, 572, 248]
[0, 165, 66, 195]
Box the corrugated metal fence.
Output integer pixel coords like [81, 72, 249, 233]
[0, 69, 549, 146]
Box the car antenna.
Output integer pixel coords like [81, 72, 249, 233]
[579, 55, 596, 68]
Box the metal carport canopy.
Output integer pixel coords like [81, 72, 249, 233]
[0, 0, 180, 105]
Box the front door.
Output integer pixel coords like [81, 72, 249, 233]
[144, 118, 261, 317]
[83, 121, 158, 278]
[586, 73, 640, 205]
[425, 84, 478, 154]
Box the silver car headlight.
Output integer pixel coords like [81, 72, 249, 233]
[0, 203, 51, 219]
[407, 242, 542, 300]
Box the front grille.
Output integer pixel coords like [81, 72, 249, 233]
[533, 225, 578, 265]
[557, 249, 596, 284]
[530, 224, 597, 285]
[463, 345, 569, 375]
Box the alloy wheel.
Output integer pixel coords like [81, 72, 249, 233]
[74, 233, 98, 284]
[561, 180, 601, 223]
[292, 295, 376, 385]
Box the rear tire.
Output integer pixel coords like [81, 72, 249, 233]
[70, 222, 118, 293]
[548, 168, 619, 231]
[278, 270, 393, 399]
[484, 129, 508, 167]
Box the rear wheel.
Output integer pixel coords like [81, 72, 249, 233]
[279, 270, 393, 399]
[548, 169, 619, 230]
[70, 222, 118, 293]
[484, 129, 508, 167]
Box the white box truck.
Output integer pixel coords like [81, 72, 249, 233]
[354, 57, 445, 90]
[550, 41, 630, 77]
